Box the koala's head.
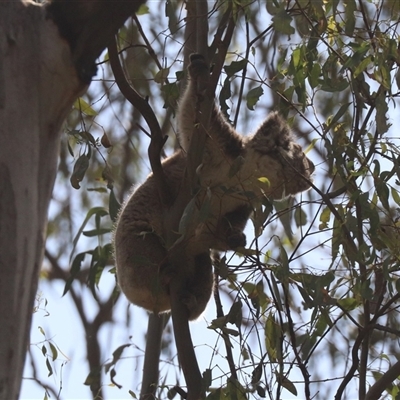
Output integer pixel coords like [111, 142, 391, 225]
[245, 112, 315, 199]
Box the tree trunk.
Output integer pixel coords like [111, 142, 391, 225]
[0, 3, 85, 399]
[0, 1, 145, 397]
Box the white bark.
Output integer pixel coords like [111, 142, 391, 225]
[0, 2, 85, 398]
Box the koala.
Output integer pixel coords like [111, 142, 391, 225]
[113, 54, 315, 320]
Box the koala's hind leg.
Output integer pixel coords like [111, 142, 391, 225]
[178, 252, 213, 320]
[188, 53, 210, 95]
[116, 231, 171, 315]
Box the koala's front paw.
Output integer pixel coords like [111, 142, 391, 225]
[189, 53, 206, 64]
[188, 53, 209, 88]
[227, 229, 247, 249]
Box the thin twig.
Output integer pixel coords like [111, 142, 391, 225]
[213, 274, 238, 380]
[282, 284, 311, 399]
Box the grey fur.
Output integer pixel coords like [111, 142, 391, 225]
[113, 54, 315, 320]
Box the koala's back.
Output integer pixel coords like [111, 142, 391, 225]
[114, 151, 186, 315]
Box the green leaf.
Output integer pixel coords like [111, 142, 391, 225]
[252, 200, 273, 239]
[202, 368, 212, 390]
[84, 368, 101, 386]
[167, 387, 177, 399]
[87, 187, 108, 193]
[246, 86, 264, 110]
[82, 228, 112, 237]
[319, 206, 331, 230]
[279, 374, 298, 396]
[304, 138, 318, 154]
[49, 342, 58, 362]
[224, 59, 248, 77]
[332, 215, 342, 261]
[105, 344, 131, 373]
[320, 78, 349, 92]
[392, 187, 400, 206]
[266, 0, 279, 15]
[46, 358, 53, 377]
[154, 67, 170, 84]
[165, 0, 179, 34]
[79, 130, 97, 146]
[208, 316, 228, 330]
[376, 91, 389, 135]
[344, 0, 356, 36]
[222, 327, 240, 336]
[219, 77, 232, 119]
[376, 178, 390, 211]
[63, 252, 86, 296]
[136, 4, 149, 15]
[73, 97, 98, 116]
[257, 176, 270, 186]
[272, 9, 295, 35]
[279, 243, 289, 276]
[337, 297, 359, 311]
[227, 377, 247, 400]
[309, 62, 321, 88]
[297, 285, 314, 308]
[270, 271, 283, 311]
[294, 206, 307, 227]
[256, 385, 266, 398]
[354, 56, 373, 78]
[265, 313, 280, 362]
[330, 103, 351, 128]
[109, 188, 121, 222]
[227, 300, 242, 328]
[67, 140, 74, 157]
[292, 47, 302, 69]
[161, 82, 179, 113]
[69, 207, 109, 264]
[251, 358, 264, 384]
[70, 154, 89, 189]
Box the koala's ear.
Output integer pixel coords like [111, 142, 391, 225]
[250, 112, 294, 152]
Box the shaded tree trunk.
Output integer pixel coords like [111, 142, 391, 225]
[0, 1, 143, 398]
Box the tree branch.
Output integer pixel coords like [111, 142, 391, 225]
[47, 0, 145, 82]
[365, 361, 400, 400]
[140, 314, 169, 400]
[162, 1, 214, 397]
[108, 35, 171, 206]
[195, 0, 209, 58]
[213, 276, 238, 381]
[170, 278, 203, 400]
